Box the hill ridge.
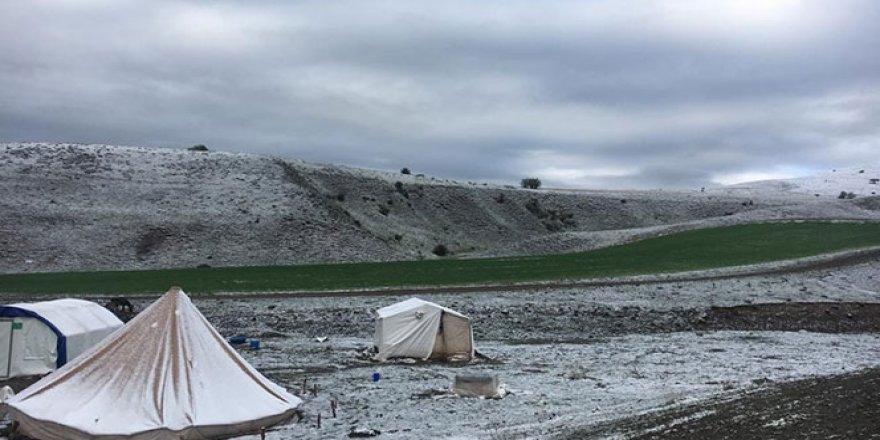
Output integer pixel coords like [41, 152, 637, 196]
[2, 142, 879, 273]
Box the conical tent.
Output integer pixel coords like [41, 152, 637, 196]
[6, 287, 301, 440]
[373, 298, 474, 362]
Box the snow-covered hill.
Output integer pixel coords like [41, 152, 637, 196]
[713, 166, 880, 198]
[2, 143, 879, 273]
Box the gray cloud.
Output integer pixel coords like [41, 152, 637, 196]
[2, 0, 879, 189]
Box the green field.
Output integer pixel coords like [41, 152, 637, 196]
[1, 222, 879, 296]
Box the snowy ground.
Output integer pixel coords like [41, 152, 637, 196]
[230, 332, 880, 440]
[178, 257, 880, 439]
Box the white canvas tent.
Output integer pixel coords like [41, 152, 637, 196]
[0, 299, 122, 379]
[6, 287, 301, 440]
[373, 298, 474, 362]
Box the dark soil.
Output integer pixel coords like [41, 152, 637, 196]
[696, 302, 880, 333]
[566, 368, 880, 440]
[202, 300, 880, 343]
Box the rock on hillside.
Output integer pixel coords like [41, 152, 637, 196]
[0, 143, 873, 273]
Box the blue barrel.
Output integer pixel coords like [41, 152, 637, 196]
[371, 371, 381, 382]
[249, 339, 261, 349]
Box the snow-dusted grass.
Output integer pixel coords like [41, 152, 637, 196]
[2, 222, 880, 295]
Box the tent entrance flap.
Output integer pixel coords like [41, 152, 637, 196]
[0, 320, 12, 378]
[431, 313, 472, 359]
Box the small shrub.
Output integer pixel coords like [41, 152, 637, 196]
[543, 221, 562, 232]
[378, 205, 390, 216]
[394, 181, 409, 198]
[401, 167, 411, 175]
[524, 198, 547, 218]
[495, 193, 506, 204]
[335, 192, 345, 202]
[521, 178, 542, 189]
[188, 144, 209, 151]
[557, 210, 576, 225]
[432, 244, 449, 256]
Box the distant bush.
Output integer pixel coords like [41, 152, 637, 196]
[188, 144, 209, 151]
[521, 178, 542, 189]
[524, 198, 547, 218]
[525, 198, 575, 229]
[401, 167, 411, 175]
[394, 181, 409, 198]
[838, 191, 856, 199]
[544, 221, 564, 232]
[432, 244, 449, 257]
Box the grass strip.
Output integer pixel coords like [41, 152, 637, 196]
[1, 222, 878, 296]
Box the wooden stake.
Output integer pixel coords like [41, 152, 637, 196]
[259, 426, 266, 440]
[331, 400, 337, 418]
[317, 412, 322, 429]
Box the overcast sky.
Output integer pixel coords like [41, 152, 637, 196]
[2, 0, 879, 189]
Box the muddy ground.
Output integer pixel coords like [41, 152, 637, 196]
[570, 368, 880, 439]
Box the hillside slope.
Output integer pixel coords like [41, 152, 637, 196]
[713, 165, 880, 198]
[2, 143, 878, 273]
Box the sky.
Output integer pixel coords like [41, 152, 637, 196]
[1, 0, 879, 189]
